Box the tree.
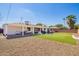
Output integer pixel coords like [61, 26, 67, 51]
[36, 23, 46, 26]
[55, 24, 68, 29]
[50, 24, 68, 29]
[62, 26, 68, 30]
[64, 15, 77, 29]
[55, 24, 63, 27]
[49, 25, 54, 27]
[74, 24, 79, 29]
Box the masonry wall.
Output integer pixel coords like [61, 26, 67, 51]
[53, 29, 77, 33]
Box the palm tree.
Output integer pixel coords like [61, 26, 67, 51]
[64, 15, 77, 29]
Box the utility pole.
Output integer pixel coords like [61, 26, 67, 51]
[0, 13, 2, 28]
[0, 13, 2, 21]
[6, 4, 11, 23]
[5, 4, 11, 36]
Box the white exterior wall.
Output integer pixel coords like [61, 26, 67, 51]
[3, 25, 7, 35]
[3, 24, 22, 35]
[3, 24, 50, 36]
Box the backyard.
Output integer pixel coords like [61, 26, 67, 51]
[0, 33, 79, 56]
[0, 3, 79, 56]
[34, 32, 76, 45]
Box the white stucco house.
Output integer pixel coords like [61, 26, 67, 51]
[3, 23, 54, 38]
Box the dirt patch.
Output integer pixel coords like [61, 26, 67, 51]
[0, 34, 79, 56]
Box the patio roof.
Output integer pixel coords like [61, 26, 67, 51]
[6, 23, 48, 29]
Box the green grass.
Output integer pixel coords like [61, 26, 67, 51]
[34, 33, 76, 45]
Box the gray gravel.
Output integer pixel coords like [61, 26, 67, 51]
[0, 34, 79, 56]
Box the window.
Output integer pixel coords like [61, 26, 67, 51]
[27, 27, 31, 31]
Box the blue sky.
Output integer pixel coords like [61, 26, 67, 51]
[0, 3, 79, 27]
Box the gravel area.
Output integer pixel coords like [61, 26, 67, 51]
[0, 34, 79, 56]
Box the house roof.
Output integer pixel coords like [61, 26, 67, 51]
[5, 23, 48, 29]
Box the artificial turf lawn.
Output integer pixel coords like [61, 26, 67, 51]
[35, 33, 76, 45]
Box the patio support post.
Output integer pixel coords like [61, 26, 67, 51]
[40, 28, 42, 34]
[25, 26, 27, 32]
[31, 26, 34, 34]
[5, 25, 8, 37]
[42, 28, 44, 31]
[45, 27, 48, 33]
[22, 24, 24, 36]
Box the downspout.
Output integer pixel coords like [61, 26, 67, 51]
[21, 17, 24, 36]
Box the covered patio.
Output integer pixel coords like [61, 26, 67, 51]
[3, 23, 54, 39]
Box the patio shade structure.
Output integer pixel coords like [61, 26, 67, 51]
[3, 23, 53, 38]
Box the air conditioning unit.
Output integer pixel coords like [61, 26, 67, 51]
[25, 21, 31, 25]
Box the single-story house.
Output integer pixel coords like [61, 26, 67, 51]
[3, 23, 54, 38]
